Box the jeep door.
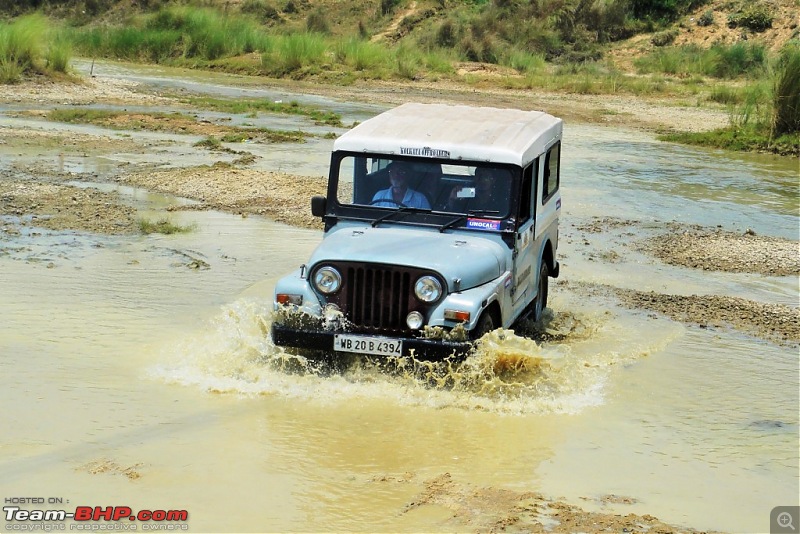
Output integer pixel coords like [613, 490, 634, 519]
[510, 161, 537, 321]
[534, 141, 561, 274]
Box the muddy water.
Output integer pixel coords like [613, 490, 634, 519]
[1, 69, 799, 533]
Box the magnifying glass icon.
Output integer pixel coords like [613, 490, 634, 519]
[778, 511, 796, 530]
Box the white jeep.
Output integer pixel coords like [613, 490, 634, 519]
[272, 103, 562, 360]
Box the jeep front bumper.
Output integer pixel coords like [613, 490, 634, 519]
[271, 323, 472, 361]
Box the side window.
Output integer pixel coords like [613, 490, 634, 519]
[371, 158, 392, 173]
[518, 160, 535, 225]
[542, 141, 560, 203]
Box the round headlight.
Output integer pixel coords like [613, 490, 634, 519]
[414, 275, 442, 303]
[313, 266, 342, 294]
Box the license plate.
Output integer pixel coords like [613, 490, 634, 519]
[334, 334, 403, 357]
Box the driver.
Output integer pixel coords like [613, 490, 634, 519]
[371, 162, 431, 209]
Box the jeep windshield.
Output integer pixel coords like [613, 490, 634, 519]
[334, 155, 513, 224]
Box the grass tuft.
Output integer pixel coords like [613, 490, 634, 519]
[138, 217, 197, 235]
[635, 43, 767, 79]
[0, 14, 66, 82]
[773, 45, 800, 137]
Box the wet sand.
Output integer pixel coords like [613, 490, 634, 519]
[399, 472, 724, 533]
[0, 179, 138, 234]
[121, 164, 328, 230]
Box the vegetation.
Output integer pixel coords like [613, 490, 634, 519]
[138, 217, 196, 235]
[726, 4, 774, 32]
[772, 45, 800, 137]
[634, 43, 768, 79]
[194, 128, 309, 146]
[45, 107, 312, 142]
[193, 136, 223, 150]
[0, 14, 71, 83]
[1, 0, 797, 155]
[166, 95, 342, 126]
[46, 108, 197, 131]
[659, 46, 800, 156]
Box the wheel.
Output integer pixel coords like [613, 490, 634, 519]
[533, 262, 549, 322]
[470, 310, 496, 341]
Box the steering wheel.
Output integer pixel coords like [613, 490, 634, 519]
[369, 198, 407, 207]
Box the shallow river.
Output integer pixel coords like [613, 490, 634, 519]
[1, 65, 798, 533]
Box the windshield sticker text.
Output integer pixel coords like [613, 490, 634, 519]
[466, 218, 501, 231]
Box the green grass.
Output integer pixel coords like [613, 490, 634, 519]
[394, 44, 423, 80]
[0, 14, 43, 73]
[634, 43, 768, 79]
[503, 50, 546, 74]
[138, 217, 196, 235]
[334, 37, 390, 72]
[175, 95, 342, 126]
[195, 128, 308, 148]
[45, 32, 71, 73]
[261, 32, 327, 76]
[0, 14, 71, 82]
[657, 49, 800, 158]
[660, 128, 799, 157]
[47, 108, 122, 124]
[70, 7, 269, 62]
[5, 3, 795, 158]
[46, 108, 197, 131]
[773, 45, 800, 137]
[51, 3, 777, 102]
[255, 128, 308, 143]
[708, 85, 742, 105]
[46, 108, 311, 144]
[0, 59, 23, 84]
[194, 136, 223, 150]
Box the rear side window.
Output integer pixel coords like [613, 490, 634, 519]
[542, 141, 560, 203]
[518, 160, 536, 225]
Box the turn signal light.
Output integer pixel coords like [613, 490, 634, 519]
[444, 309, 470, 322]
[276, 294, 303, 305]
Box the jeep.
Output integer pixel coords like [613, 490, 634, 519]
[271, 103, 562, 360]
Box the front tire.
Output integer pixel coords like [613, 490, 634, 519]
[470, 311, 496, 341]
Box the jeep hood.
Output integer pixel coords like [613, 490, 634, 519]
[308, 226, 508, 291]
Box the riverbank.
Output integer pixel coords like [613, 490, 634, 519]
[0, 61, 731, 134]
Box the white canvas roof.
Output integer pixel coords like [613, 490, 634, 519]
[333, 103, 562, 166]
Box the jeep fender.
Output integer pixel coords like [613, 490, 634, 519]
[273, 268, 323, 317]
[428, 271, 510, 331]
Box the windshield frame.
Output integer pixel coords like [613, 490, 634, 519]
[327, 151, 520, 233]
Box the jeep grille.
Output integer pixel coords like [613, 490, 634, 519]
[319, 262, 435, 334]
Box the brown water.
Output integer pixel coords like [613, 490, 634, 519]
[1, 66, 798, 533]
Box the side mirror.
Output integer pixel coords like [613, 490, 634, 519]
[311, 195, 327, 217]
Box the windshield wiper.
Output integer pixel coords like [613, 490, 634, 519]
[439, 209, 499, 233]
[371, 206, 430, 227]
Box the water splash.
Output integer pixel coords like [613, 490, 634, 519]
[150, 297, 665, 415]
